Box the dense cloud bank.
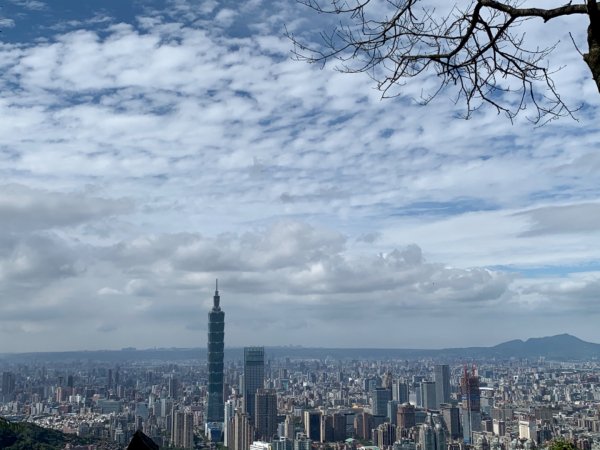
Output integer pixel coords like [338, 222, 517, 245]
[0, 0, 599, 350]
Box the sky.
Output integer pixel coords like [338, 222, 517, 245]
[0, 0, 600, 352]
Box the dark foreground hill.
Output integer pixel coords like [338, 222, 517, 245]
[0, 334, 598, 363]
[0, 417, 115, 450]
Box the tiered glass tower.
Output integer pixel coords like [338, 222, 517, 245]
[206, 280, 225, 423]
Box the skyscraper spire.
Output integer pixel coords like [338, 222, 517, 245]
[213, 279, 220, 310]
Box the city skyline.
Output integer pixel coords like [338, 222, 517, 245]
[0, 0, 600, 352]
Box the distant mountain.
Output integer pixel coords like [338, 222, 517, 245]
[424, 333, 600, 360]
[489, 333, 600, 359]
[1, 334, 598, 362]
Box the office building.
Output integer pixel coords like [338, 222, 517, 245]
[440, 403, 461, 440]
[374, 422, 396, 447]
[284, 415, 295, 439]
[320, 414, 334, 443]
[255, 389, 278, 441]
[373, 387, 392, 416]
[421, 381, 437, 410]
[168, 376, 179, 399]
[244, 347, 265, 423]
[388, 400, 400, 425]
[434, 423, 446, 450]
[519, 420, 536, 441]
[304, 410, 322, 441]
[419, 424, 436, 450]
[492, 419, 506, 437]
[294, 435, 312, 450]
[397, 404, 416, 436]
[434, 365, 451, 407]
[0, 372, 16, 402]
[207, 281, 225, 424]
[273, 437, 293, 450]
[332, 412, 347, 441]
[393, 380, 410, 403]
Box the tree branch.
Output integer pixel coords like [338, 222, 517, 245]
[289, 0, 587, 123]
[478, 1, 587, 22]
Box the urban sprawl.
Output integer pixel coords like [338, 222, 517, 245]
[1, 286, 599, 450]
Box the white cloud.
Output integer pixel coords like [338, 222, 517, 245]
[0, 18, 16, 28]
[0, 184, 132, 232]
[0, 0, 597, 350]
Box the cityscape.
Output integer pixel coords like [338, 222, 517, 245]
[1, 0, 600, 450]
[2, 286, 600, 450]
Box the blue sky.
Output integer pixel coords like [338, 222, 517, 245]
[0, 0, 600, 352]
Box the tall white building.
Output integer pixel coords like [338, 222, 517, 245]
[224, 399, 236, 447]
[519, 420, 536, 442]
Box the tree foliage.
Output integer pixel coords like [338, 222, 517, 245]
[289, 0, 600, 123]
[549, 438, 578, 450]
[0, 417, 111, 450]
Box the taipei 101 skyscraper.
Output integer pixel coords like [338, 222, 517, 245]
[206, 280, 225, 425]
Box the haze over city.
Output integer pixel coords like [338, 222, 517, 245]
[1, 0, 600, 352]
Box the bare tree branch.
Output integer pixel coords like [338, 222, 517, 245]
[288, 0, 593, 123]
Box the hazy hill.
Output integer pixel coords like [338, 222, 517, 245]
[488, 333, 600, 359]
[0, 334, 598, 362]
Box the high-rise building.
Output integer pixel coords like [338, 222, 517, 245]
[419, 424, 436, 450]
[255, 388, 278, 441]
[492, 419, 506, 437]
[1, 372, 16, 402]
[320, 414, 334, 443]
[374, 422, 396, 447]
[434, 424, 446, 450]
[274, 436, 294, 450]
[172, 410, 194, 449]
[372, 387, 392, 416]
[244, 347, 265, 423]
[294, 435, 312, 450]
[284, 415, 295, 439]
[434, 365, 451, 407]
[387, 400, 400, 425]
[224, 399, 236, 447]
[397, 404, 416, 436]
[440, 403, 461, 440]
[232, 411, 255, 450]
[168, 376, 179, 399]
[461, 367, 481, 444]
[393, 380, 409, 403]
[304, 410, 322, 441]
[420, 381, 437, 410]
[354, 411, 373, 440]
[518, 420, 536, 441]
[332, 412, 346, 442]
[207, 281, 226, 424]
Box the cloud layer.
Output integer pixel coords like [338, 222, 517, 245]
[0, 0, 599, 351]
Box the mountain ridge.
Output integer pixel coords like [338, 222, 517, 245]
[0, 333, 598, 362]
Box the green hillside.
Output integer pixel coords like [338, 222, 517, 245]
[0, 417, 106, 450]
